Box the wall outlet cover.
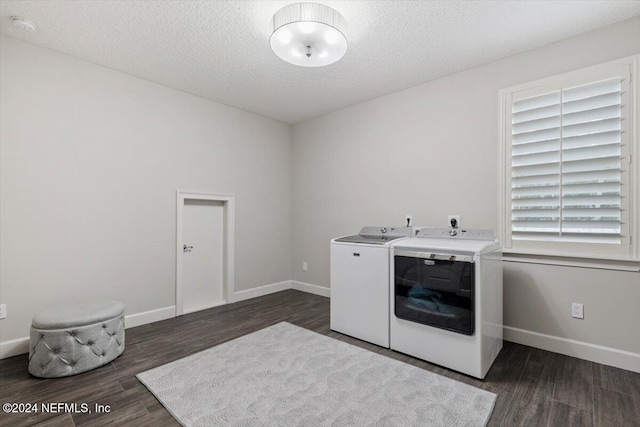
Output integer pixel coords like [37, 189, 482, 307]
[302, 261, 308, 271]
[405, 215, 413, 227]
[571, 303, 584, 319]
[448, 215, 461, 228]
[0, 304, 6, 319]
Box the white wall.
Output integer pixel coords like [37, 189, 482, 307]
[291, 18, 640, 371]
[0, 36, 291, 354]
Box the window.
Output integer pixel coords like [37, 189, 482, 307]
[499, 56, 638, 261]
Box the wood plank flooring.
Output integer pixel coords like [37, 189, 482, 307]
[0, 290, 638, 426]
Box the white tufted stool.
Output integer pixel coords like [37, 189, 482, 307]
[28, 300, 125, 378]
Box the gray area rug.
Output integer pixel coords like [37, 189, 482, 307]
[137, 322, 496, 426]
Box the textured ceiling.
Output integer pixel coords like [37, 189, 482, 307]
[0, 1, 639, 124]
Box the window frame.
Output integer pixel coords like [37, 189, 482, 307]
[498, 55, 639, 262]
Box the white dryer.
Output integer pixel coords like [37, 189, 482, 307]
[390, 228, 502, 379]
[331, 226, 412, 347]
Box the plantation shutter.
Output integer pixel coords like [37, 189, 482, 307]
[510, 77, 623, 241]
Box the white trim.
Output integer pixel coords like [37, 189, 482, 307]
[125, 305, 176, 328]
[233, 281, 292, 302]
[503, 325, 640, 373]
[497, 86, 508, 250]
[503, 255, 640, 272]
[0, 305, 177, 359]
[291, 281, 331, 298]
[503, 247, 640, 263]
[176, 191, 235, 315]
[0, 337, 29, 359]
[233, 280, 331, 302]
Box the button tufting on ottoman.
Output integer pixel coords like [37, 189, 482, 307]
[29, 300, 125, 378]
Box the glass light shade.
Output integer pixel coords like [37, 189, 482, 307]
[270, 3, 347, 67]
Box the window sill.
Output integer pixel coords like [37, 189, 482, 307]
[502, 251, 640, 272]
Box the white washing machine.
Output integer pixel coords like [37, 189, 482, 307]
[390, 227, 502, 379]
[330, 226, 413, 347]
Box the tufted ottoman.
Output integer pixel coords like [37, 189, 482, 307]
[29, 300, 125, 378]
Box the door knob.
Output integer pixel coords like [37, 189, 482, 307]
[183, 245, 193, 252]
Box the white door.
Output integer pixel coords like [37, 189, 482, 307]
[182, 199, 225, 314]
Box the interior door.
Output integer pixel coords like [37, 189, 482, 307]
[182, 199, 225, 314]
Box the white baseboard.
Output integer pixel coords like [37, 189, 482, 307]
[232, 280, 330, 301]
[0, 337, 30, 359]
[125, 305, 176, 328]
[504, 325, 640, 373]
[233, 280, 291, 303]
[291, 281, 330, 298]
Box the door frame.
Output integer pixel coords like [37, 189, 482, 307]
[176, 191, 235, 316]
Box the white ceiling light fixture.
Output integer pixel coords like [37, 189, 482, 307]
[10, 16, 37, 32]
[270, 3, 347, 67]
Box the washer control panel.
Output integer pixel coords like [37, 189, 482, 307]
[359, 226, 413, 238]
[417, 228, 495, 241]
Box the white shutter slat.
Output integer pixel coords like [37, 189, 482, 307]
[512, 162, 560, 178]
[512, 210, 560, 221]
[562, 169, 620, 185]
[512, 139, 559, 156]
[512, 222, 560, 233]
[512, 173, 560, 188]
[562, 91, 621, 115]
[512, 185, 559, 199]
[512, 180, 558, 189]
[512, 104, 560, 124]
[512, 116, 560, 135]
[562, 130, 619, 150]
[512, 91, 560, 113]
[562, 181, 620, 197]
[562, 143, 620, 162]
[561, 221, 621, 234]
[561, 156, 621, 174]
[512, 150, 560, 167]
[513, 202, 560, 211]
[562, 105, 620, 126]
[512, 127, 560, 145]
[561, 208, 621, 220]
[562, 78, 621, 102]
[562, 117, 621, 138]
[562, 195, 620, 208]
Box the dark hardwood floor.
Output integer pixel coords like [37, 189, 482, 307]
[1, 290, 638, 426]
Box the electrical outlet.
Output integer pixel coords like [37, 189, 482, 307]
[302, 261, 308, 271]
[448, 215, 461, 228]
[405, 215, 413, 227]
[0, 304, 6, 319]
[571, 303, 584, 319]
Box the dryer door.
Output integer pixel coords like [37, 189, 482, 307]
[394, 252, 475, 335]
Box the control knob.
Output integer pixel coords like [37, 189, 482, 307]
[449, 217, 458, 236]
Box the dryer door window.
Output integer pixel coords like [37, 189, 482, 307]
[394, 255, 475, 335]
